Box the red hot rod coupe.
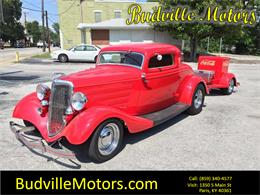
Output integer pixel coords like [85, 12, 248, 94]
[10, 43, 238, 162]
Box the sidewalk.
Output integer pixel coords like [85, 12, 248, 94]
[0, 47, 57, 67]
[212, 53, 260, 64]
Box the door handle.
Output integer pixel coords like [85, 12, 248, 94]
[141, 73, 148, 83]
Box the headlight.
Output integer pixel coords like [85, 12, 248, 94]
[71, 92, 87, 111]
[36, 84, 50, 100]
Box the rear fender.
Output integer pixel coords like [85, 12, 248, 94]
[63, 106, 154, 145]
[177, 75, 208, 105]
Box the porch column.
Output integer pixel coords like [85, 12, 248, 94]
[81, 29, 86, 44]
[59, 29, 64, 49]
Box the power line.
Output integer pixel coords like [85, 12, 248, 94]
[23, 0, 78, 17]
[48, 16, 57, 24]
[56, 0, 77, 16]
[22, 0, 41, 9]
[22, 6, 41, 12]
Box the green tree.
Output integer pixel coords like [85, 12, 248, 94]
[50, 22, 60, 43]
[26, 21, 41, 43]
[52, 22, 59, 35]
[150, 0, 256, 61]
[0, 0, 24, 45]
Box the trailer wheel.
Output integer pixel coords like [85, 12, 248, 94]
[88, 119, 124, 163]
[187, 84, 205, 115]
[222, 79, 235, 95]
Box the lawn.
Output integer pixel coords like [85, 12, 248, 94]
[31, 52, 51, 59]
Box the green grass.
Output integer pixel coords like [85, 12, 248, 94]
[31, 52, 51, 59]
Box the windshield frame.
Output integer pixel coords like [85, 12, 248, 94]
[97, 51, 145, 69]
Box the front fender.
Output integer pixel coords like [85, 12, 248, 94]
[64, 106, 154, 145]
[13, 92, 49, 139]
[13, 95, 154, 145]
[177, 75, 208, 105]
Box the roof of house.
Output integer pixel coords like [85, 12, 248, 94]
[78, 18, 151, 30]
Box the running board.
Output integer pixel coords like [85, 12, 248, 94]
[140, 103, 190, 126]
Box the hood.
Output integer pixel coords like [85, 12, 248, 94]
[60, 64, 141, 88]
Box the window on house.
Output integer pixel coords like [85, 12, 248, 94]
[114, 10, 121, 18]
[148, 54, 174, 68]
[67, 40, 73, 44]
[94, 11, 102, 23]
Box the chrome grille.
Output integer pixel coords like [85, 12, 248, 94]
[48, 80, 73, 137]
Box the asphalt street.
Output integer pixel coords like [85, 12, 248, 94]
[0, 59, 259, 170]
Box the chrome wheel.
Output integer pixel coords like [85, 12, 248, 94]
[194, 89, 203, 109]
[228, 79, 235, 94]
[98, 123, 120, 156]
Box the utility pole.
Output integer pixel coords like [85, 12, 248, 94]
[0, 0, 4, 23]
[0, 0, 4, 40]
[219, 37, 222, 54]
[207, 37, 210, 52]
[45, 11, 51, 53]
[41, 0, 46, 52]
[24, 12, 27, 24]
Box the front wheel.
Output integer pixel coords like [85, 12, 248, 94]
[187, 84, 205, 115]
[58, 54, 68, 63]
[221, 79, 235, 95]
[88, 119, 124, 163]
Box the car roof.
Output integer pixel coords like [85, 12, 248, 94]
[100, 43, 180, 54]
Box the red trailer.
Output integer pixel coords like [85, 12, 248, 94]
[195, 56, 239, 95]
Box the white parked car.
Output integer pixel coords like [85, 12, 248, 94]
[37, 41, 47, 48]
[51, 44, 101, 63]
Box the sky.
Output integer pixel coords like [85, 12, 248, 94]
[21, 0, 59, 27]
[21, 0, 147, 26]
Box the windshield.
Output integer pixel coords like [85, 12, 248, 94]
[98, 52, 143, 68]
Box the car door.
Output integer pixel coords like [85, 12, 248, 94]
[69, 45, 87, 61]
[84, 45, 99, 61]
[138, 53, 181, 114]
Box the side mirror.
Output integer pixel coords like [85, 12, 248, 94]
[157, 54, 163, 61]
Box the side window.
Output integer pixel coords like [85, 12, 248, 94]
[74, 45, 85, 51]
[86, 46, 97, 51]
[148, 54, 173, 68]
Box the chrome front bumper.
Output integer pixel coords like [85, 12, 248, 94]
[9, 121, 76, 159]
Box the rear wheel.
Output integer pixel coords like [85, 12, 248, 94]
[187, 84, 205, 115]
[88, 119, 124, 163]
[221, 79, 235, 95]
[58, 54, 68, 63]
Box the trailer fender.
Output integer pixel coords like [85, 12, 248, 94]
[219, 73, 237, 88]
[177, 75, 208, 105]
